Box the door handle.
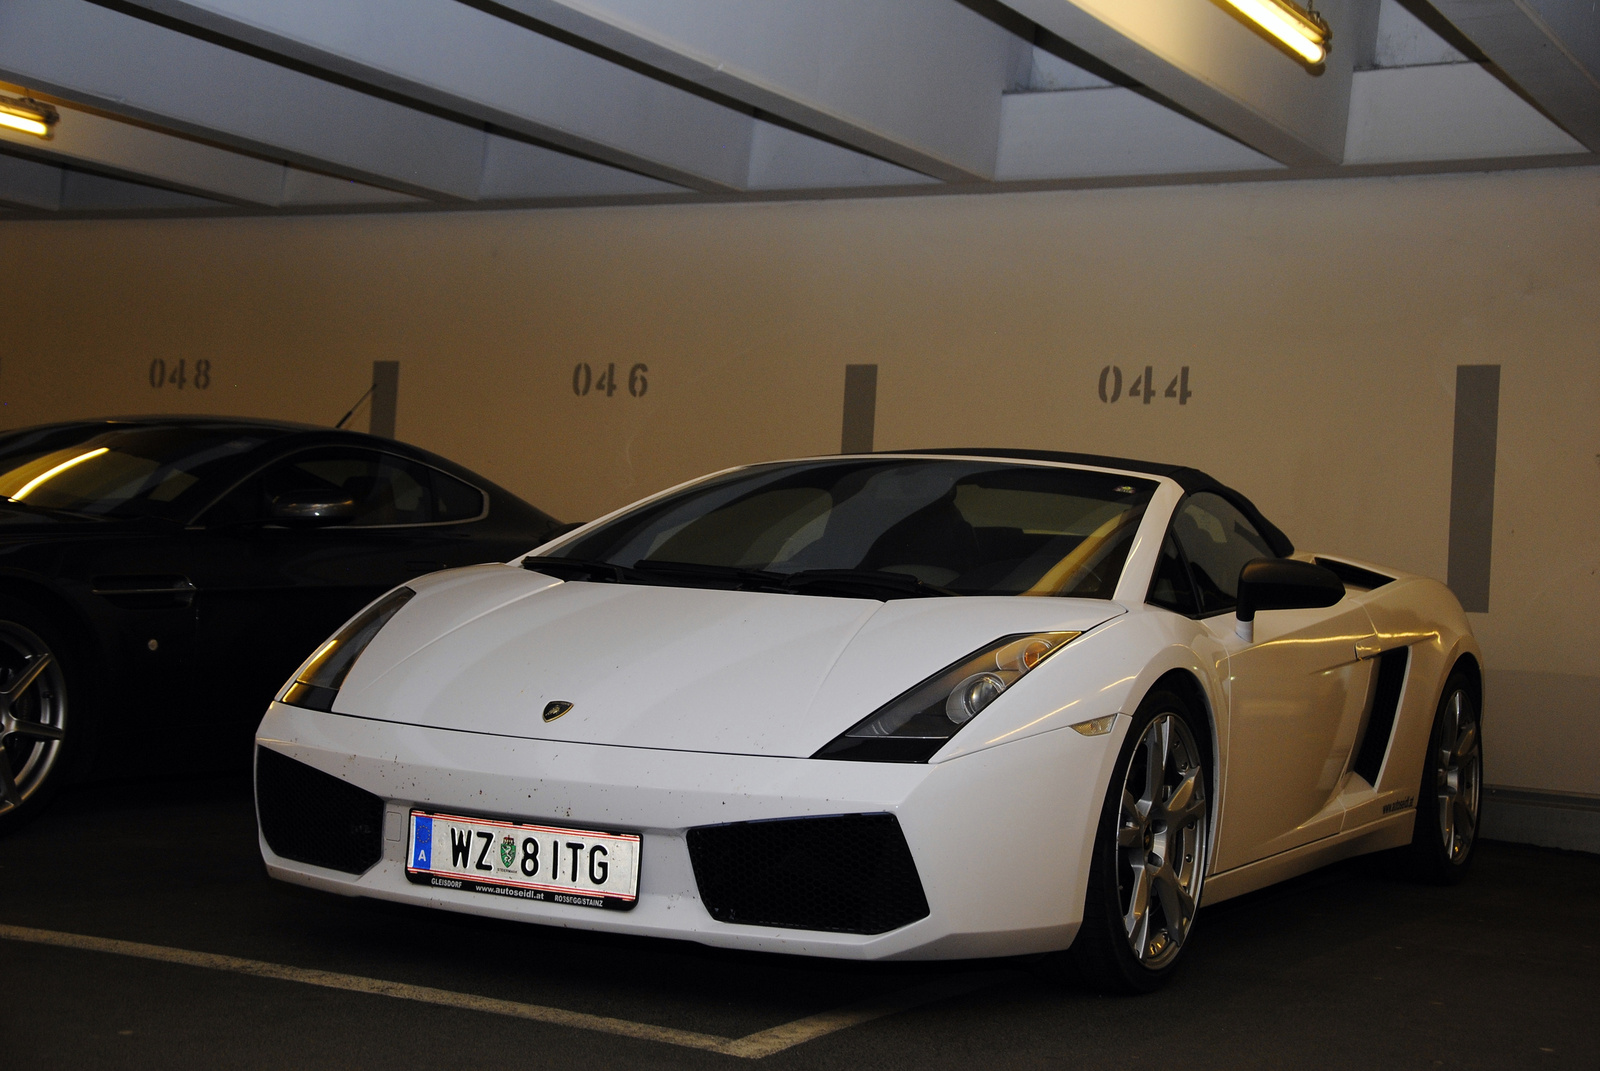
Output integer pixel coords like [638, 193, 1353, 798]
[92, 576, 197, 608]
[1354, 640, 1383, 660]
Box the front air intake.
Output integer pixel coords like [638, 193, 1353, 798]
[256, 747, 384, 875]
[686, 813, 930, 935]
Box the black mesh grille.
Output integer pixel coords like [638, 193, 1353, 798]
[256, 747, 385, 875]
[687, 813, 929, 935]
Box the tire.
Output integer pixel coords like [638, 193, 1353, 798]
[0, 600, 81, 833]
[1404, 671, 1482, 884]
[1068, 688, 1211, 993]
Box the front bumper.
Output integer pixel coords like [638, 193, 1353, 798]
[255, 702, 1121, 960]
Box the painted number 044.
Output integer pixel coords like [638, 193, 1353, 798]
[1099, 365, 1191, 405]
[573, 362, 648, 398]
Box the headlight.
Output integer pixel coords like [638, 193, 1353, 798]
[814, 631, 1080, 762]
[280, 587, 415, 712]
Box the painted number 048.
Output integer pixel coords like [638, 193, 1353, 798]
[148, 358, 212, 390]
[1099, 365, 1191, 405]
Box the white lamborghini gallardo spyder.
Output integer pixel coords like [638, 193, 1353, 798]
[255, 449, 1483, 991]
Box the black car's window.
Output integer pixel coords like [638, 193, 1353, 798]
[433, 468, 486, 521]
[204, 448, 484, 527]
[1171, 491, 1276, 615]
[1147, 533, 1199, 616]
[0, 426, 268, 521]
[560, 459, 1157, 598]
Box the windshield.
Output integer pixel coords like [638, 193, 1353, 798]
[557, 458, 1157, 598]
[0, 425, 270, 521]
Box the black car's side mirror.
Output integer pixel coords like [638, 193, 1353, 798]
[268, 489, 357, 527]
[1234, 558, 1345, 641]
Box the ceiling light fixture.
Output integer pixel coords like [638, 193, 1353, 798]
[0, 94, 59, 139]
[1221, 0, 1332, 65]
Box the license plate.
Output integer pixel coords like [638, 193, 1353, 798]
[405, 809, 640, 911]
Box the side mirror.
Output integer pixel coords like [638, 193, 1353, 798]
[268, 489, 357, 527]
[1234, 558, 1345, 641]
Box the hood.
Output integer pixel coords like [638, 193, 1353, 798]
[336, 569, 1125, 758]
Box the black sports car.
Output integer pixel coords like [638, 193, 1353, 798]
[0, 416, 561, 828]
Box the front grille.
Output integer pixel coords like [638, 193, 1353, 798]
[687, 813, 930, 935]
[256, 747, 385, 875]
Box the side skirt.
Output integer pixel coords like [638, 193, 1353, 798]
[1199, 811, 1416, 906]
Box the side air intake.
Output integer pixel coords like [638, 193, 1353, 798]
[687, 813, 929, 935]
[1353, 647, 1410, 785]
[256, 747, 385, 875]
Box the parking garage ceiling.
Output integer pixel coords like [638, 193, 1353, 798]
[0, 0, 1595, 218]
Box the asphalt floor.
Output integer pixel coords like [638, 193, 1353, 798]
[2, 773, 1595, 1070]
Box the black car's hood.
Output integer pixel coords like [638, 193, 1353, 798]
[0, 503, 78, 527]
[0, 502, 145, 536]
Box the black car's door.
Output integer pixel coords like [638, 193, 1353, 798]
[182, 445, 494, 728]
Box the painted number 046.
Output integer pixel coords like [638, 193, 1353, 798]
[148, 358, 212, 390]
[1099, 365, 1191, 405]
[573, 362, 648, 398]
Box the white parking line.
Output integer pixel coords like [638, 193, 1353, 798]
[0, 923, 1006, 1059]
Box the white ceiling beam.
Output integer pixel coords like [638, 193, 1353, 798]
[478, 137, 684, 200]
[59, 170, 221, 211]
[1344, 61, 1585, 164]
[0, 153, 225, 213]
[0, 0, 488, 200]
[118, 0, 754, 192]
[1426, 0, 1600, 152]
[478, 0, 1027, 182]
[0, 85, 422, 207]
[745, 120, 939, 191]
[0, 92, 280, 206]
[996, 88, 1283, 180]
[998, 0, 1376, 167]
[0, 152, 62, 210]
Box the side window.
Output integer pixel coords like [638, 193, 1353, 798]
[1147, 533, 1199, 616]
[203, 449, 482, 527]
[1170, 492, 1275, 615]
[431, 468, 485, 521]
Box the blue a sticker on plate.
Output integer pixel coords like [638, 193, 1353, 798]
[411, 814, 432, 869]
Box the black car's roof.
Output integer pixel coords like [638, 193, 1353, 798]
[0, 416, 421, 456]
[56, 415, 325, 433]
[886, 447, 1294, 556]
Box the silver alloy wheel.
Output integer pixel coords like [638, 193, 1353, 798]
[0, 621, 67, 815]
[1435, 689, 1481, 864]
[1116, 713, 1208, 970]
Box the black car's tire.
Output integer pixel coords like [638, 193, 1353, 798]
[1067, 688, 1211, 993]
[0, 598, 83, 833]
[1403, 671, 1482, 885]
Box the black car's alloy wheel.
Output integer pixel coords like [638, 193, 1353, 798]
[0, 616, 69, 830]
[1405, 670, 1481, 884]
[1069, 688, 1209, 993]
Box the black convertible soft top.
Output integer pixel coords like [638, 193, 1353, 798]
[890, 447, 1295, 557]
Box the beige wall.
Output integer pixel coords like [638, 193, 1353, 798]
[3, 166, 1597, 794]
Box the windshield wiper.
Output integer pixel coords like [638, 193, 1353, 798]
[523, 557, 955, 600]
[629, 560, 793, 593]
[521, 557, 648, 584]
[780, 569, 955, 600]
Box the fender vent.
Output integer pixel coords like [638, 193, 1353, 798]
[256, 747, 384, 875]
[1313, 557, 1395, 591]
[1353, 647, 1410, 785]
[687, 813, 929, 935]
